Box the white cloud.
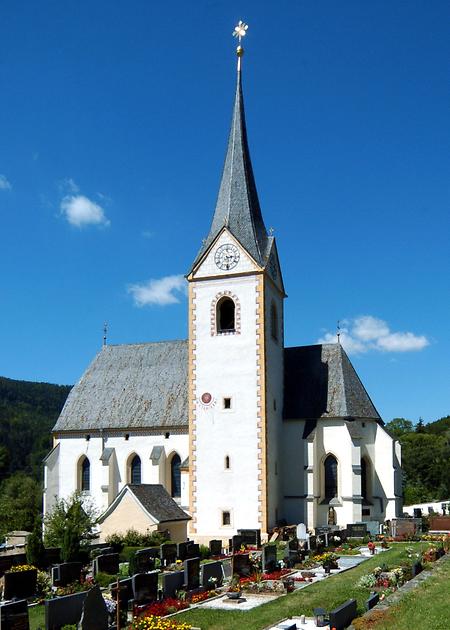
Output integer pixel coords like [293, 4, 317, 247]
[317, 315, 429, 354]
[60, 194, 110, 228]
[0, 175, 12, 190]
[128, 275, 186, 307]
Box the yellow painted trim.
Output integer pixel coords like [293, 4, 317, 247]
[188, 281, 197, 533]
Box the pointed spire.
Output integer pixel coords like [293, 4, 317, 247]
[192, 23, 269, 269]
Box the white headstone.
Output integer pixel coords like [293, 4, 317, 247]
[296, 523, 307, 540]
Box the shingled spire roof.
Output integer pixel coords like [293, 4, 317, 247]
[192, 67, 270, 268]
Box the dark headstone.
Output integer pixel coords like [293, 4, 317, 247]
[133, 549, 156, 574]
[45, 591, 88, 630]
[177, 542, 188, 561]
[328, 599, 357, 630]
[347, 523, 367, 538]
[78, 585, 108, 630]
[0, 555, 27, 579]
[412, 561, 423, 577]
[413, 508, 422, 519]
[231, 536, 243, 553]
[162, 571, 184, 599]
[262, 544, 278, 573]
[184, 557, 200, 591]
[0, 599, 29, 630]
[185, 543, 200, 559]
[209, 540, 222, 556]
[160, 543, 177, 566]
[288, 538, 298, 550]
[93, 553, 119, 576]
[315, 526, 332, 536]
[200, 561, 224, 588]
[110, 578, 133, 610]
[237, 529, 261, 547]
[365, 592, 379, 611]
[308, 535, 317, 550]
[277, 624, 296, 630]
[231, 553, 251, 577]
[132, 571, 159, 605]
[3, 569, 37, 600]
[43, 548, 61, 567]
[52, 562, 82, 587]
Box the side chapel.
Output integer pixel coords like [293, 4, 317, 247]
[44, 30, 402, 543]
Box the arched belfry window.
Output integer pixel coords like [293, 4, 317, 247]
[80, 457, 90, 492]
[217, 297, 235, 333]
[171, 454, 181, 498]
[270, 301, 278, 341]
[131, 455, 141, 485]
[324, 454, 338, 500]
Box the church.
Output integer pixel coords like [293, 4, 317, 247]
[44, 33, 402, 544]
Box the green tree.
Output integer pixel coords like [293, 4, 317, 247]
[43, 492, 98, 552]
[26, 518, 46, 567]
[0, 472, 42, 538]
[385, 418, 413, 440]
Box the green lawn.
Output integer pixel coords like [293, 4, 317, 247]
[29, 604, 45, 630]
[352, 553, 450, 630]
[175, 544, 430, 630]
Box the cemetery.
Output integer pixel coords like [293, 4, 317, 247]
[0, 525, 448, 630]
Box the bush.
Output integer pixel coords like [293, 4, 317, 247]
[26, 520, 45, 568]
[95, 571, 118, 588]
[106, 528, 170, 549]
[199, 545, 211, 560]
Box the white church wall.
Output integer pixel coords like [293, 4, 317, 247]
[191, 273, 262, 541]
[264, 276, 285, 529]
[43, 444, 60, 517]
[374, 424, 401, 519]
[54, 431, 188, 516]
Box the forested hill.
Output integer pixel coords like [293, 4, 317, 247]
[0, 376, 71, 482]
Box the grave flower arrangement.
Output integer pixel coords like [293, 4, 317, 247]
[128, 615, 192, 630]
[6, 564, 37, 572]
[138, 598, 189, 617]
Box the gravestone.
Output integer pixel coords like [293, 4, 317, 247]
[160, 543, 177, 566]
[110, 578, 133, 611]
[133, 549, 156, 574]
[296, 523, 307, 540]
[231, 553, 251, 577]
[162, 571, 185, 599]
[315, 526, 331, 536]
[237, 529, 261, 547]
[177, 542, 188, 561]
[45, 591, 88, 630]
[328, 598, 357, 630]
[412, 561, 423, 577]
[78, 585, 108, 630]
[209, 540, 222, 556]
[3, 569, 37, 600]
[93, 553, 119, 575]
[262, 545, 278, 573]
[0, 599, 29, 630]
[132, 571, 159, 605]
[185, 543, 200, 559]
[365, 592, 379, 611]
[287, 538, 298, 551]
[413, 508, 422, 519]
[231, 536, 243, 553]
[184, 557, 200, 591]
[429, 516, 450, 532]
[390, 518, 421, 537]
[307, 535, 317, 551]
[222, 560, 232, 580]
[347, 523, 367, 538]
[52, 562, 82, 587]
[200, 560, 224, 588]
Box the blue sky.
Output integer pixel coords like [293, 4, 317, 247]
[0, 1, 448, 424]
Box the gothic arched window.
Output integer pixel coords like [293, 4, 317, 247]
[131, 455, 141, 485]
[171, 454, 181, 498]
[80, 457, 90, 492]
[324, 454, 338, 499]
[217, 297, 235, 333]
[270, 301, 278, 341]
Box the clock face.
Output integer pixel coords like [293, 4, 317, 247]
[214, 243, 240, 271]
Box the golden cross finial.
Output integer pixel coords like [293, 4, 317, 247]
[233, 20, 248, 71]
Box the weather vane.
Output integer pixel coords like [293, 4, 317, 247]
[337, 320, 341, 344]
[233, 20, 248, 71]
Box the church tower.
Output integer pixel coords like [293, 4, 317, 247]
[187, 28, 286, 542]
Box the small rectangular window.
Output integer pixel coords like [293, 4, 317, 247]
[223, 397, 231, 409]
[222, 511, 231, 526]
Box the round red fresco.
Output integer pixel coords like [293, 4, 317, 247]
[201, 392, 212, 404]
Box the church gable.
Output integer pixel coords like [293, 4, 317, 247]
[191, 228, 260, 279]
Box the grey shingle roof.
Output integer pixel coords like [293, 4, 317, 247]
[192, 69, 270, 270]
[53, 341, 188, 432]
[283, 343, 382, 422]
[98, 484, 190, 524]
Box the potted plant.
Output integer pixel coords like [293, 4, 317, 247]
[226, 575, 242, 599]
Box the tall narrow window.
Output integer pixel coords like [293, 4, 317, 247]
[81, 457, 90, 492]
[361, 457, 370, 503]
[270, 302, 278, 341]
[222, 511, 231, 526]
[131, 455, 141, 485]
[324, 454, 338, 499]
[225, 455, 230, 470]
[217, 297, 235, 333]
[171, 454, 181, 498]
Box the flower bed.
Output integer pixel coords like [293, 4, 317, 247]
[128, 615, 192, 630]
[137, 598, 189, 618]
